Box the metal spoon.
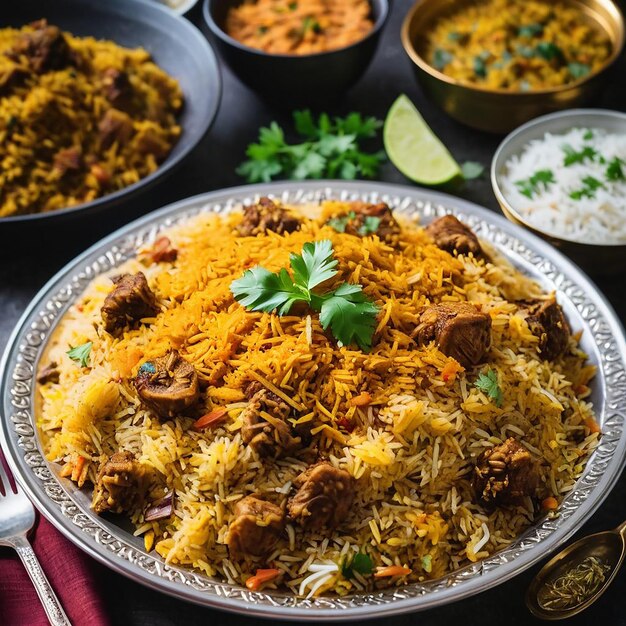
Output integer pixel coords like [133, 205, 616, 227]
[527, 520, 626, 620]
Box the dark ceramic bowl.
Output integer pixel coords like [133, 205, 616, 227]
[202, 0, 388, 105]
[0, 0, 221, 230]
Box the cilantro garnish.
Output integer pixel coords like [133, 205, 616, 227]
[357, 216, 381, 236]
[606, 157, 625, 181]
[535, 42, 563, 61]
[327, 211, 356, 233]
[461, 161, 485, 180]
[582, 129, 594, 141]
[67, 342, 92, 368]
[514, 169, 555, 199]
[475, 369, 503, 407]
[518, 23, 543, 38]
[421, 554, 433, 573]
[230, 241, 379, 350]
[433, 48, 453, 71]
[562, 144, 597, 166]
[568, 62, 590, 80]
[341, 552, 374, 579]
[473, 55, 487, 78]
[237, 111, 385, 183]
[327, 212, 380, 236]
[569, 176, 605, 200]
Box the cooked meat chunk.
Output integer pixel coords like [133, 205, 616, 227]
[473, 437, 537, 506]
[0, 66, 28, 96]
[37, 361, 59, 385]
[8, 20, 73, 74]
[101, 272, 158, 334]
[415, 302, 491, 368]
[237, 197, 301, 236]
[426, 215, 483, 257]
[341, 202, 400, 240]
[52, 146, 81, 176]
[101, 67, 133, 110]
[241, 384, 300, 458]
[288, 462, 355, 530]
[148, 236, 178, 264]
[134, 351, 200, 419]
[226, 495, 285, 556]
[98, 108, 134, 150]
[91, 451, 146, 515]
[521, 297, 570, 361]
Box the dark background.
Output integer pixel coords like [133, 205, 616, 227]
[1, 0, 625, 624]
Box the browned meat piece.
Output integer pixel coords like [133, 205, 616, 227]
[226, 495, 285, 556]
[98, 108, 134, 150]
[148, 236, 178, 264]
[241, 384, 300, 458]
[52, 146, 82, 176]
[134, 127, 171, 161]
[415, 302, 491, 368]
[426, 215, 483, 257]
[520, 297, 570, 361]
[101, 67, 133, 110]
[237, 197, 301, 236]
[0, 66, 28, 96]
[473, 437, 537, 506]
[134, 351, 200, 419]
[101, 272, 158, 334]
[8, 20, 73, 74]
[288, 462, 355, 530]
[37, 361, 59, 385]
[91, 451, 146, 514]
[342, 202, 400, 240]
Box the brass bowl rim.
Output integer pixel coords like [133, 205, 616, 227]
[490, 108, 626, 249]
[400, 0, 625, 97]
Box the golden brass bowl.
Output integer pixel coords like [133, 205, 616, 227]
[491, 109, 626, 276]
[401, 0, 625, 133]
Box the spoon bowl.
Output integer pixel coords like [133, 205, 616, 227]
[527, 522, 626, 620]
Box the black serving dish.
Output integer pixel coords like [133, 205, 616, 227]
[0, 0, 222, 231]
[202, 0, 388, 106]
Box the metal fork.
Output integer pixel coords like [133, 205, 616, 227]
[0, 456, 72, 626]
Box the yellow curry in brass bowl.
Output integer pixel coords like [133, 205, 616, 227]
[425, 0, 612, 91]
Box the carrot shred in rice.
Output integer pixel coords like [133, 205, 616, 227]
[374, 566, 412, 578]
[441, 360, 463, 382]
[584, 416, 601, 434]
[349, 392, 372, 407]
[193, 407, 228, 430]
[245, 568, 281, 591]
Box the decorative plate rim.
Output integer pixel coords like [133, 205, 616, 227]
[2, 181, 626, 620]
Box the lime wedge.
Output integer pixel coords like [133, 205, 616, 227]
[384, 95, 461, 185]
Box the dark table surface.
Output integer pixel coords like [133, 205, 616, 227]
[1, 1, 626, 624]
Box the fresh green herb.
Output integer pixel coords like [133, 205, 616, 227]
[473, 55, 487, 78]
[138, 361, 156, 376]
[341, 552, 374, 579]
[357, 216, 381, 236]
[257, 25, 268, 35]
[562, 143, 597, 166]
[475, 369, 503, 407]
[460, 161, 485, 180]
[514, 169, 555, 199]
[447, 31, 462, 42]
[67, 341, 93, 368]
[535, 41, 563, 61]
[518, 23, 543, 38]
[230, 241, 379, 350]
[517, 45, 536, 59]
[327, 211, 356, 233]
[605, 156, 625, 181]
[421, 555, 433, 573]
[302, 16, 322, 34]
[237, 111, 385, 183]
[568, 62, 590, 80]
[433, 48, 454, 70]
[569, 176, 605, 200]
[288, 0, 297, 9]
[582, 129, 594, 140]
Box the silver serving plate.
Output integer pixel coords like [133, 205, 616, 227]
[1, 182, 625, 620]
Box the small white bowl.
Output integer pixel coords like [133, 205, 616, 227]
[151, 0, 198, 16]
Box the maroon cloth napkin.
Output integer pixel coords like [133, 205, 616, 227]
[0, 453, 111, 626]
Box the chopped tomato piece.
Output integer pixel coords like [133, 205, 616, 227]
[442, 360, 463, 382]
[541, 497, 559, 511]
[245, 568, 281, 591]
[193, 407, 228, 430]
[336, 416, 355, 432]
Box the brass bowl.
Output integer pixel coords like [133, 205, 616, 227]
[491, 108, 626, 276]
[401, 0, 625, 133]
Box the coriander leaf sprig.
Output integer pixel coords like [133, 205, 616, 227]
[230, 241, 379, 350]
[67, 341, 92, 368]
[474, 369, 503, 407]
[237, 111, 385, 183]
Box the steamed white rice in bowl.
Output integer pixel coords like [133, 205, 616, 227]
[498, 127, 626, 245]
